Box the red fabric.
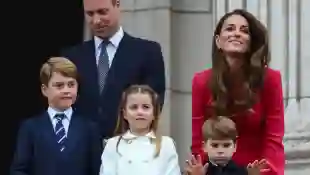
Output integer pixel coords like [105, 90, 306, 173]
[191, 68, 285, 175]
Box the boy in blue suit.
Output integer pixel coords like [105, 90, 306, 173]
[11, 57, 103, 175]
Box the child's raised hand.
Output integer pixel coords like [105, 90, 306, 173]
[184, 155, 208, 175]
[247, 159, 269, 175]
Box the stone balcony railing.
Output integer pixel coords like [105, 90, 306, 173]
[284, 132, 310, 175]
[284, 99, 310, 174]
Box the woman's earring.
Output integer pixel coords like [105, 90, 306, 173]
[218, 48, 224, 54]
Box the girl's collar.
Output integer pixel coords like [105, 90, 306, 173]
[122, 130, 156, 139]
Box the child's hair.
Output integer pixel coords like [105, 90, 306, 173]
[40, 57, 78, 86]
[114, 84, 162, 157]
[202, 116, 238, 142]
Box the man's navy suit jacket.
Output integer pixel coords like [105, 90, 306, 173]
[60, 32, 166, 138]
[10, 112, 102, 175]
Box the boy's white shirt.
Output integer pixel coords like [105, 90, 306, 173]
[99, 130, 181, 175]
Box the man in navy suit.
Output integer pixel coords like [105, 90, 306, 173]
[61, 0, 166, 139]
[11, 57, 102, 175]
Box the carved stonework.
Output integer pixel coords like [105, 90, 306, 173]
[284, 132, 310, 174]
[284, 132, 310, 159]
[284, 99, 310, 174]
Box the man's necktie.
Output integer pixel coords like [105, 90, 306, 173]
[54, 113, 66, 152]
[98, 40, 110, 93]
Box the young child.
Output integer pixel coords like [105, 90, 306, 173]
[100, 85, 181, 175]
[185, 116, 267, 175]
[10, 57, 102, 175]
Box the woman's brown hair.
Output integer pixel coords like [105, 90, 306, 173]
[114, 84, 162, 157]
[210, 9, 270, 116]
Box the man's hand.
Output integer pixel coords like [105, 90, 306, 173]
[247, 159, 269, 175]
[184, 155, 208, 175]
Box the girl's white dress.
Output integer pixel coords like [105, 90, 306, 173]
[99, 131, 181, 175]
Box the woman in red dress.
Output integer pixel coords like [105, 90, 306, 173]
[192, 9, 284, 175]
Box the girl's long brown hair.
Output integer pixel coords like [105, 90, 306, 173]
[210, 9, 270, 116]
[114, 85, 162, 157]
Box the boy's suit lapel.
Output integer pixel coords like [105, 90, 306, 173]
[64, 113, 83, 154]
[40, 112, 60, 153]
[40, 112, 83, 155]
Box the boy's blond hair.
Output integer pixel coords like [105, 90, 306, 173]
[202, 116, 238, 142]
[40, 57, 78, 85]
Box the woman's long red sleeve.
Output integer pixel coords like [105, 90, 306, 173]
[260, 70, 285, 175]
[191, 70, 211, 161]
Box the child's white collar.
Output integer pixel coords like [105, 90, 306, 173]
[122, 130, 156, 139]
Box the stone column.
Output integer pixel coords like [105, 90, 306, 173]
[284, 0, 310, 174]
[120, 0, 172, 136]
[277, 0, 310, 174]
[170, 0, 213, 166]
[83, 17, 92, 41]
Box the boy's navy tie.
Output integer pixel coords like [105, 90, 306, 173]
[54, 113, 67, 152]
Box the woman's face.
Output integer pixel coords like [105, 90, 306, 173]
[216, 14, 251, 55]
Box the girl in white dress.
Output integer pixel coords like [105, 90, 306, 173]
[100, 85, 181, 175]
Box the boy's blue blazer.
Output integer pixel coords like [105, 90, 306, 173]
[10, 111, 102, 175]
